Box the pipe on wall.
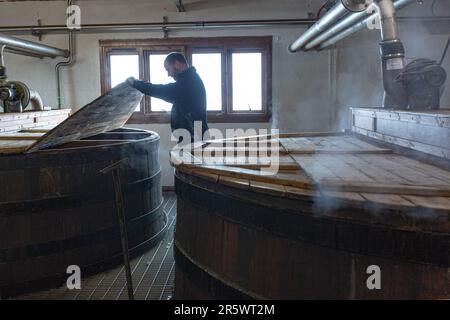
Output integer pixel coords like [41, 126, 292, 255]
[0, 33, 69, 58]
[377, 0, 408, 108]
[288, 1, 349, 52]
[0, 19, 316, 34]
[29, 89, 44, 111]
[303, 8, 371, 50]
[378, 0, 400, 40]
[318, 0, 415, 50]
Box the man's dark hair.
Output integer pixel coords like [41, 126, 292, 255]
[165, 52, 188, 65]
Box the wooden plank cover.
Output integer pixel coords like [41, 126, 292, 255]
[171, 133, 450, 204]
[26, 82, 143, 153]
[0, 109, 70, 133]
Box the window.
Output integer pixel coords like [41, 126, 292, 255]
[232, 52, 262, 111]
[100, 37, 272, 123]
[192, 52, 222, 111]
[109, 54, 140, 111]
[149, 54, 174, 112]
[109, 54, 139, 88]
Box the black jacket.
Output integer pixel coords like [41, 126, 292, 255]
[133, 67, 208, 135]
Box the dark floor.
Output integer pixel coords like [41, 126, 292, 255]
[15, 192, 177, 300]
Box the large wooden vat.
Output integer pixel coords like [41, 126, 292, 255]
[0, 127, 166, 297]
[171, 130, 450, 299]
[0, 84, 166, 297]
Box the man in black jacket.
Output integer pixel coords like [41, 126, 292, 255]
[127, 52, 208, 142]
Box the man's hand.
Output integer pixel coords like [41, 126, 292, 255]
[126, 77, 136, 87]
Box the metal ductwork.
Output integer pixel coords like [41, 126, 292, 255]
[304, 9, 373, 51]
[288, 0, 416, 52]
[56, 30, 75, 109]
[29, 89, 44, 111]
[287, 0, 410, 109]
[288, 1, 350, 52]
[375, 0, 446, 110]
[1, 80, 45, 113]
[288, 0, 447, 110]
[377, 0, 408, 108]
[318, 0, 415, 50]
[0, 33, 69, 59]
[0, 45, 46, 113]
[0, 77, 33, 113]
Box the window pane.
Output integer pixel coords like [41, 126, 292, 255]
[192, 53, 222, 111]
[149, 54, 175, 112]
[110, 54, 140, 111]
[232, 52, 262, 111]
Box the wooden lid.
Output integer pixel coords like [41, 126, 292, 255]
[26, 82, 143, 153]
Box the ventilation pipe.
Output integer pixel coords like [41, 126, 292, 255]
[288, 1, 350, 52]
[55, 30, 75, 109]
[304, 8, 374, 51]
[323, 0, 411, 108]
[304, 0, 414, 50]
[375, 0, 408, 108]
[0, 33, 69, 58]
[318, 0, 415, 50]
[29, 89, 44, 111]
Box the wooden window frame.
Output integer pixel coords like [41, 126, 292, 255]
[99, 37, 272, 124]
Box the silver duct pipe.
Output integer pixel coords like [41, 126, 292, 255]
[304, 9, 370, 50]
[0, 33, 69, 58]
[4, 47, 47, 59]
[55, 31, 75, 109]
[377, 0, 408, 108]
[29, 89, 44, 111]
[378, 0, 399, 40]
[318, 0, 415, 50]
[288, 2, 349, 52]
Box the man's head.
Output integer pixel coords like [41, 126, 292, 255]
[164, 52, 188, 79]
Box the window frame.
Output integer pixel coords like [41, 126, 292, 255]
[99, 37, 272, 124]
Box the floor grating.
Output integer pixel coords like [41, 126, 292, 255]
[14, 192, 177, 300]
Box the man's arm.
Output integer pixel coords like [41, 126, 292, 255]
[129, 78, 178, 103]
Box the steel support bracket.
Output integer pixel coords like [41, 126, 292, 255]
[163, 16, 170, 38]
[174, 0, 186, 12]
[31, 19, 44, 41]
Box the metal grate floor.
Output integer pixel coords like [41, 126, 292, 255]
[14, 192, 178, 300]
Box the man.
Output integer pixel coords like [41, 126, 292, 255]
[127, 52, 208, 142]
